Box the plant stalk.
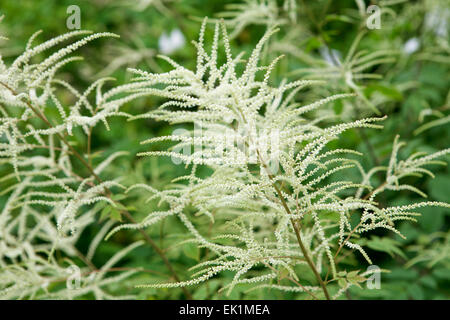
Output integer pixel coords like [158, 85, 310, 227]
[1, 81, 192, 299]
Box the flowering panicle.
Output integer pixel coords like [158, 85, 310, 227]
[104, 20, 450, 297]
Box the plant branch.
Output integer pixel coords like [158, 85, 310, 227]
[0, 81, 193, 299]
[257, 150, 331, 300]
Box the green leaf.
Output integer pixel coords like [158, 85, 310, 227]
[183, 242, 200, 261]
[365, 85, 403, 101]
[325, 14, 355, 23]
[407, 283, 424, 300]
[110, 208, 122, 222]
[333, 99, 343, 115]
[114, 202, 128, 211]
[419, 275, 437, 289]
[305, 37, 322, 52]
[385, 268, 418, 281]
[366, 236, 406, 259]
[428, 175, 450, 202]
[112, 194, 126, 201]
[433, 268, 450, 280]
[347, 270, 359, 278]
[100, 206, 112, 221]
[294, 264, 317, 285]
[338, 278, 347, 288]
[417, 207, 444, 233]
[337, 271, 347, 277]
[93, 200, 107, 212]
